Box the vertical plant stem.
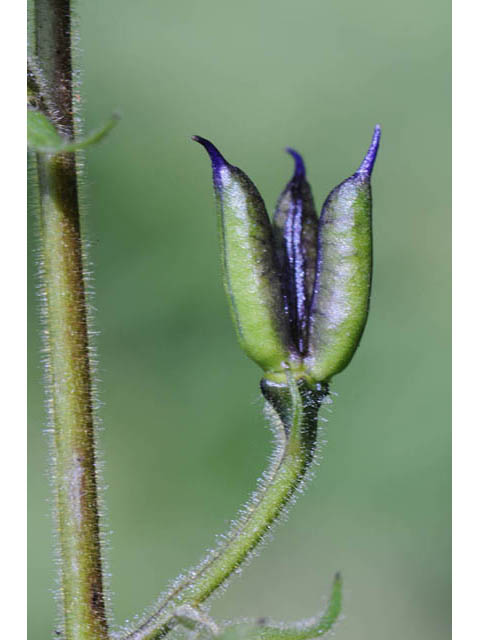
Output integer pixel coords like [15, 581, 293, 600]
[34, 1, 109, 638]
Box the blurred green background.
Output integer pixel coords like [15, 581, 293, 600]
[28, 0, 451, 638]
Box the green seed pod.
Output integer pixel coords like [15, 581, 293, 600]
[193, 136, 290, 374]
[305, 126, 380, 382]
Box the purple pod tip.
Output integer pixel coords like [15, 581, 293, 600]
[356, 124, 381, 177]
[192, 136, 229, 183]
[285, 147, 306, 180]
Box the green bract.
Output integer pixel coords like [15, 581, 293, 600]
[194, 127, 380, 385]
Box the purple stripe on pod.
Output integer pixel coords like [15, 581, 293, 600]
[273, 148, 318, 355]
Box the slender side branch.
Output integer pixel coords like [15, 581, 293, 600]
[34, 1, 109, 638]
[122, 377, 326, 640]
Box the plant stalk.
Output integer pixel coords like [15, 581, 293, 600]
[123, 377, 326, 640]
[34, 1, 109, 638]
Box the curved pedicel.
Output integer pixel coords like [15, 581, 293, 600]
[122, 376, 327, 640]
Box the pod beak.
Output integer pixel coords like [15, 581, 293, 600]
[356, 124, 381, 177]
[285, 147, 306, 180]
[192, 135, 230, 187]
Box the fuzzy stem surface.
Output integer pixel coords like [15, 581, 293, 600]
[34, 1, 109, 638]
[123, 378, 325, 640]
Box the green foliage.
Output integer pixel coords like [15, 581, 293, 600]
[216, 573, 342, 640]
[27, 108, 119, 153]
[27, 108, 63, 150]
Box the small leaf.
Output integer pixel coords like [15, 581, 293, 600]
[28, 109, 120, 154]
[218, 573, 342, 640]
[27, 108, 63, 149]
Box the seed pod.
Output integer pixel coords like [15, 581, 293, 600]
[306, 125, 381, 382]
[273, 149, 318, 355]
[193, 136, 290, 373]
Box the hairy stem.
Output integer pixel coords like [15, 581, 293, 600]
[123, 377, 326, 640]
[34, 1, 109, 638]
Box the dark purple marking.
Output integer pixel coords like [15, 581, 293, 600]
[356, 125, 381, 177]
[285, 147, 306, 181]
[281, 149, 310, 353]
[283, 201, 297, 331]
[192, 135, 229, 189]
[291, 199, 308, 353]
